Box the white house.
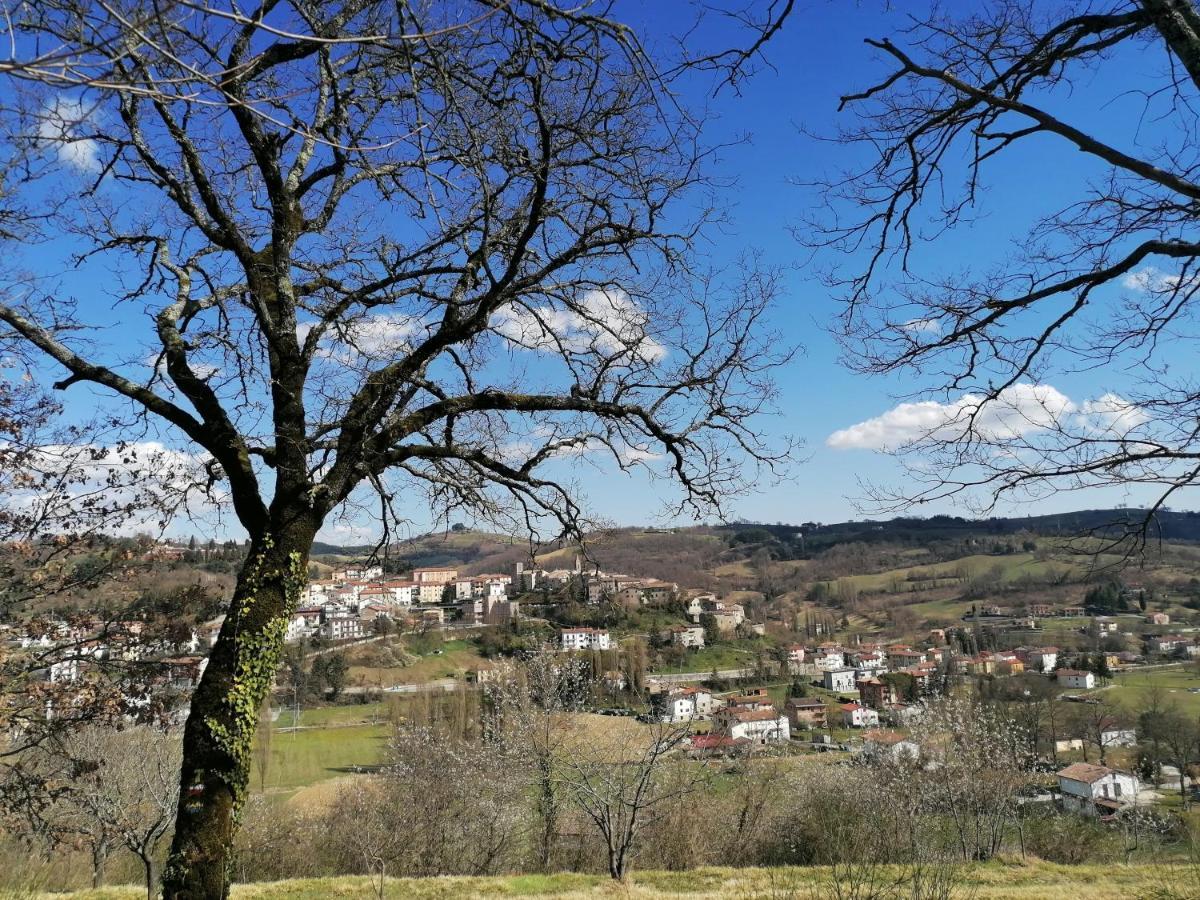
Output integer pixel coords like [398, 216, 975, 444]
[814, 650, 847, 671]
[1057, 669, 1096, 690]
[1057, 763, 1139, 816]
[785, 644, 806, 670]
[849, 651, 885, 671]
[323, 615, 366, 641]
[823, 668, 858, 693]
[1026, 646, 1059, 674]
[384, 582, 417, 606]
[1100, 728, 1137, 748]
[718, 707, 790, 743]
[285, 615, 313, 643]
[668, 625, 706, 649]
[559, 627, 612, 652]
[840, 703, 880, 728]
[655, 687, 719, 722]
[657, 691, 696, 723]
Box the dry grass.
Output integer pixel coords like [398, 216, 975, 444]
[30, 860, 1200, 899]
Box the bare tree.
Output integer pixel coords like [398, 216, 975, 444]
[1141, 702, 1200, 807]
[556, 715, 703, 880]
[821, 0, 1200, 546]
[902, 697, 1032, 862]
[15, 727, 182, 900]
[485, 652, 590, 871]
[0, 2, 794, 892]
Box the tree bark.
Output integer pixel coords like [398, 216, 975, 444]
[143, 853, 160, 900]
[91, 840, 108, 889]
[161, 515, 315, 898]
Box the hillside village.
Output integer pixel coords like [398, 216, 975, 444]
[9, 524, 1199, 849]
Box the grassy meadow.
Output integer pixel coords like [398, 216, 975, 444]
[30, 860, 1200, 899]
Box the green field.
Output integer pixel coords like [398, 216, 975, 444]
[652, 643, 760, 674]
[1103, 665, 1200, 716]
[36, 860, 1200, 899]
[255, 703, 390, 793]
[257, 722, 387, 792]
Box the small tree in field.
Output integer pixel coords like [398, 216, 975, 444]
[556, 715, 703, 880]
[19, 727, 181, 900]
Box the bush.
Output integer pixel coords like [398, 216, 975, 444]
[1021, 809, 1112, 864]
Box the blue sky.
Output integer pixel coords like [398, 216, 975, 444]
[12, 1, 1198, 541]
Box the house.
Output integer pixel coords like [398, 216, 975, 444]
[848, 650, 885, 671]
[961, 655, 997, 676]
[814, 648, 847, 671]
[1029, 604, 1053, 617]
[418, 582, 448, 604]
[840, 703, 880, 729]
[1149, 635, 1200, 657]
[1146, 612, 1170, 625]
[1057, 763, 1139, 817]
[656, 686, 720, 722]
[687, 733, 747, 757]
[667, 625, 706, 649]
[856, 678, 900, 709]
[323, 615, 366, 641]
[407, 606, 445, 625]
[383, 581, 417, 606]
[887, 648, 926, 668]
[716, 706, 790, 743]
[823, 668, 858, 693]
[862, 729, 920, 762]
[995, 653, 1025, 675]
[726, 688, 773, 711]
[285, 614, 314, 643]
[785, 644, 806, 670]
[785, 696, 828, 730]
[1092, 617, 1119, 634]
[1100, 728, 1137, 748]
[411, 566, 458, 584]
[1057, 669, 1096, 690]
[1025, 646, 1059, 674]
[1061, 606, 1086, 617]
[559, 627, 611, 652]
[656, 690, 697, 723]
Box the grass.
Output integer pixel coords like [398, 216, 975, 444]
[349, 642, 488, 687]
[257, 722, 388, 793]
[1101, 664, 1200, 716]
[36, 860, 1200, 899]
[273, 702, 387, 728]
[652, 642, 763, 674]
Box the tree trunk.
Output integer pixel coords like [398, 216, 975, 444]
[143, 853, 160, 900]
[91, 840, 108, 888]
[162, 518, 315, 899]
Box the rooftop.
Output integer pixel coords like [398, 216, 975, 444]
[1057, 762, 1117, 784]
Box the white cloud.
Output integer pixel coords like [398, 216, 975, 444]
[491, 289, 667, 363]
[38, 97, 101, 173]
[827, 383, 1079, 451]
[298, 313, 425, 363]
[901, 317, 941, 335]
[1077, 393, 1149, 435]
[1122, 266, 1198, 295]
[2, 440, 228, 534]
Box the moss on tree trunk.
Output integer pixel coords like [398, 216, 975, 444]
[161, 523, 313, 898]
